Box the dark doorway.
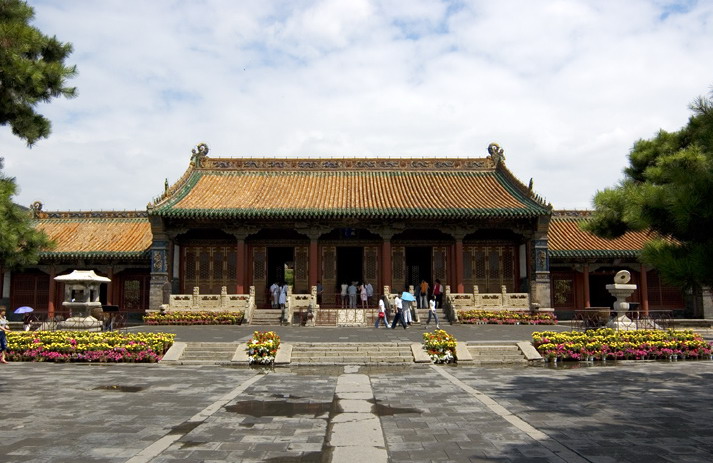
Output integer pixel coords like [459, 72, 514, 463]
[406, 247, 432, 290]
[268, 247, 294, 286]
[589, 274, 617, 308]
[337, 247, 363, 286]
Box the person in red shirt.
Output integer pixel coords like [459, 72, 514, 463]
[433, 279, 443, 309]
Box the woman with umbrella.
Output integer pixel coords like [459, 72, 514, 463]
[401, 291, 416, 326]
[0, 306, 10, 363]
[15, 306, 34, 331]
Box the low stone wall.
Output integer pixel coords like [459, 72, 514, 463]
[445, 285, 532, 322]
[166, 286, 253, 314]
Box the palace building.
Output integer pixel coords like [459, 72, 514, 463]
[1, 143, 686, 320]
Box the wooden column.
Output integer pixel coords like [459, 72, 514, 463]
[454, 234, 465, 293]
[47, 266, 56, 318]
[106, 267, 114, 305]
[236, 237, 246, 294]
[640, 264, 649, 315]
[381, 232, 393, 290]
[583, 263, 590, 308]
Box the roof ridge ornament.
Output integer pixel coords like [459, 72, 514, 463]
[190, 143, 209, 167]
[487, 142, 505, 165]
[30, 201, 43, 218]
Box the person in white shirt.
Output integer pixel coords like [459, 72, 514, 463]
[425, 297, 440, 329]
[375, 295, 390, 328]
[390, 295, 407, 329]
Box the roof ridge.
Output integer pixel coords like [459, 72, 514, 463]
[34, 210, 148, 220]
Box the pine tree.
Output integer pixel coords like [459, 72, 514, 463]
[0, 0, 77, 145]
[0, 159, 54, 269]
[584, 91, 713, 298]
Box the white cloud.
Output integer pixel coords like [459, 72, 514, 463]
[2, 0, 712, 211]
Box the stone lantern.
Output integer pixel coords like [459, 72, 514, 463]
[605, 270, 637, 331]
[54, 270, 111, 331]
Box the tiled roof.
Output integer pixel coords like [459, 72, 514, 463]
[150, 156, 551, 220]
[34, 212, 152, 260]
[548, 211, 653, 258]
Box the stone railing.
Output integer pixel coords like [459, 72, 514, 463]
[445, 285, 531, 322]
[167, 286, 254, 318]
[287, 286, 318, 326]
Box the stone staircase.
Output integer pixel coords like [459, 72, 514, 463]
[289, 342, 414, 365]
[466, 342, 528, 365]
[414, 308, 451, 325]
[175, 342, 241, 365]
[249, 309, 283, 325]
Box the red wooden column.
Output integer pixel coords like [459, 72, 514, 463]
[583, 263, 590, 308]
[381, 232, 393, 291]
[640, 264, 649, 315]
[106, 267, 114, 305]
[236, 237, 246, 294]
[454, 234, 465, 293]
[47, 266, 56, 318]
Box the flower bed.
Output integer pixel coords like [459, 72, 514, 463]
[423, 329, 457, 364]
[532, 328, 713, 362]
[144, 310, 244, 325]
[459, 310, 557, 325]
[6, 331, 175, 363]
[246, 331, 280, 365]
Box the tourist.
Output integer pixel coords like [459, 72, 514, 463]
[340, 282, 348, 308]
[360, 282, 368, 308]
[425, 297, 440, 329]
[402, 296, 413, 325]
[433, 279, 443, 308]
[348, 282, 357, 308]
[419, 280, 429, 309]
[365, 281, 374, 306]
[375, 295, 390, 328]
[279, 283, 287, 322]
[270, 281, 280, 308]
[316, 281, 323, 305]
[22, 312, 33, 331]
[0, 307, 9, 364]
[390, 295, 407, 329]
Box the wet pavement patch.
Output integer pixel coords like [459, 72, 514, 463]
[264, 451, 326, 462]
[369, 399, 422, 416]
[225, 400, 333, 418]
[168, 421, 201, 435]
[93, 385, 145, 393]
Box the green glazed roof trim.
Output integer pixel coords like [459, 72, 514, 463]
[549, 249, 641, 259]
[39, 250, 151, 260]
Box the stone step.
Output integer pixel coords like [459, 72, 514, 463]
[179, 342, 241, 363]
[467, 344, 527, 364]
[291, 357, 413, 365]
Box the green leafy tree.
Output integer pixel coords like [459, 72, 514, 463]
[0, 159, 54, 269]
[0, 0, 77, 145]
[584, 92, 713, 302]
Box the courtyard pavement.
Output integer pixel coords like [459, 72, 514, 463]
[1, 325, 712, 462]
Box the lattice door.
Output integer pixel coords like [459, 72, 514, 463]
[432, 246, 448, 285]
[363, 246, 379, 288]
[321, 245, 337, 306]
[294, 246, 309, 293]
[252, 246, 267, 307]
[182, 245, 237, 294]
[392, 246, 405, 293]
[468, 244, 517, 293]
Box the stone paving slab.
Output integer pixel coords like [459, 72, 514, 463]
[1, 359, 712, 462]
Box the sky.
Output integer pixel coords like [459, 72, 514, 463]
[2, 0, 712, 212]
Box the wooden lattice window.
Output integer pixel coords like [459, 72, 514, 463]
[183, 245, 237, 294]
[470, 244, 516, 293]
